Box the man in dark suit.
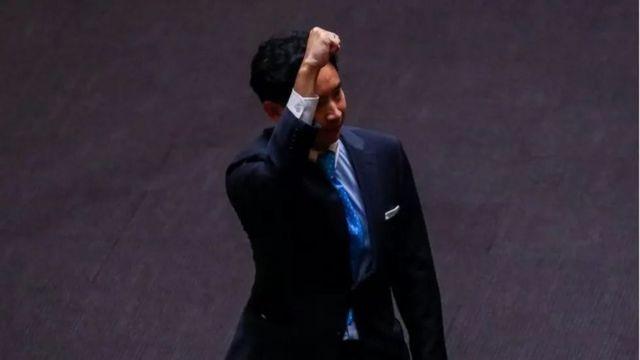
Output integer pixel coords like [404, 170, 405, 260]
[225, 27, 447, 360]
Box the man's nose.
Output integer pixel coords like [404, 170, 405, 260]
[325, 101, 342, 123]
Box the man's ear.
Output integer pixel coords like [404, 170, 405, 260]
[262, 101, 284, 122]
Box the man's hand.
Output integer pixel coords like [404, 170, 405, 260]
[302, 27, 341, 70]
[294, 27, 341, 97]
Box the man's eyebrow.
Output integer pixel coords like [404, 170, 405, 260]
[327, 82, 341, 95]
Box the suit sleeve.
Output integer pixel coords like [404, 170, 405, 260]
[390, 141, 448, 360]
[226, 107, 318, 237]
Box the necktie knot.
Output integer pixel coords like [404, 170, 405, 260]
[318, 150, 337, 179]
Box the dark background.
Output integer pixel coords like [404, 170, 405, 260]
[1, 0, 637, 359]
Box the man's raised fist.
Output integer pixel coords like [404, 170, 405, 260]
[301, 27, 341, 70]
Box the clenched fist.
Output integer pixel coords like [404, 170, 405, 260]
[301, 27, 341, 70]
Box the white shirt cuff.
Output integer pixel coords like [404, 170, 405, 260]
[286, 89, 319, 127]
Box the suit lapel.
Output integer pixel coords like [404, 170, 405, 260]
[339, 127, 382, 281]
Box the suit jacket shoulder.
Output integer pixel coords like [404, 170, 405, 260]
[343, 125, 401, 149]
[226, 127, 273, 175]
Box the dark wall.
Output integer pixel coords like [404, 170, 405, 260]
[1, 1, 637, 358]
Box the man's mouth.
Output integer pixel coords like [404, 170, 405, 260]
[321, 123, 342, 132]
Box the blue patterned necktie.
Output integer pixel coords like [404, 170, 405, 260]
[317, 149, 368, 339]
[317, 150, 368, 283]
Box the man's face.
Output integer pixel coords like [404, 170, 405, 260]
[262, 63, 347, 150]
[312, 63, 347, 150]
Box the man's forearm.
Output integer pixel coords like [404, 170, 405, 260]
[294, 62, 320, 97]
[263, 64, 321, 171]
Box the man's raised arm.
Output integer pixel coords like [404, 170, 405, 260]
[265, 27, 341, 171]
[226, 27, 341, 236]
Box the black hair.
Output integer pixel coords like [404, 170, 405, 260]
[250, 30, 339, 106]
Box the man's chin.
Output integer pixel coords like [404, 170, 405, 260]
[314, 130, 341, 150]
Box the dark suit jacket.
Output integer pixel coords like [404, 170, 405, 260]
[225, 109, 447, 360]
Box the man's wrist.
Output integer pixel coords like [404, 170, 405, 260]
[294, 63, 321, 97]
[300, 60, 322, 72]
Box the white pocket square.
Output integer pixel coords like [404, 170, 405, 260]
[384, 205, 400, 220]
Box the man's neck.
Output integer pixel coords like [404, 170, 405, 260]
[309, 140, 340, 162]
